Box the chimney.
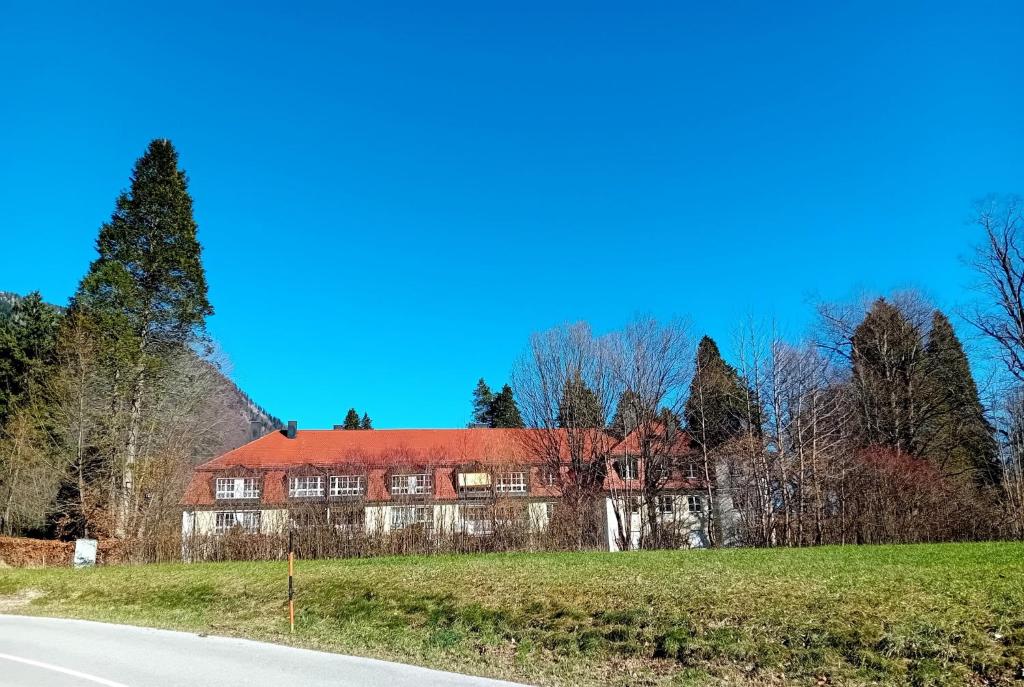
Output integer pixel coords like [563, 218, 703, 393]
[286, 420, 297, 439]
[249, 419, 262, 442]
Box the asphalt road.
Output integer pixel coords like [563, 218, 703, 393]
[0, 615, 532, 687]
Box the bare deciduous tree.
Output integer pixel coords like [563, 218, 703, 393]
[513, 322, 616, 549]
[607, 317, 693, 549]
[967, 196, 1024, 382]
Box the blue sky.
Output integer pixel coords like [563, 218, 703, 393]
[2, 2, 1022, 428]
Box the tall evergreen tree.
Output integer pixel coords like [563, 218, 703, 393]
[73, 139, 212, 533]
[684, 336, 747, 451]
[658, 407, 683, 437]
[556, 370, 604, 429]
[359, 412, 373, 430]
[343, 408, 360, 429]
[471, 378, 494, 426]
[921, 311, 1001, 485]
[489, 384, 524, 428]
[849, 298, 928, 455]
[609, 391, 639, 439]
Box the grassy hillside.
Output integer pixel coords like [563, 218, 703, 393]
[2, 543, 1022, 686]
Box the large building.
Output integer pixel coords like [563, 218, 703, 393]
[181, 423, 711, 551]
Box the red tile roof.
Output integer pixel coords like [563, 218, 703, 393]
[182, 427, 698, 507]
[197, 428, 546, 471]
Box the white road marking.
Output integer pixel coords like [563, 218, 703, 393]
[0, 651, 131, 687]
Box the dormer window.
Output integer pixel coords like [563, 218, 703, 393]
[289, 475, 324, 498]
[215, 477, 261, 500]
[495, 471, 527, 494]
[330, 475, 365, 497]
[457, 472, 492, 498]
[391, 473, 432, 496]
[616, 456, 639, 481]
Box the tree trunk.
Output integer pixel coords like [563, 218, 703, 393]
[117, 364, 145, 537]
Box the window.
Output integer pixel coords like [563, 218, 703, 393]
[495, 502, 528, 527]
[330, 475, 365, 497]
[617, 456, 638, 480]
[391, 505, 433, 530]
[457, 472, 492, 498]
[544, 502, 555, 521]
[242, 478, 261, 499]
[647, 460, 670, 483]
[658, 495, 675, 514]
[460, 504, 492, 534]
[289, 476, 324, 498]
[391, 473, 432, 496]
[215, 477, 261, 500]
[687, 495, 704, 514]
[289, 508, 327, 529]
[542, 469, 559, 487]
[682, 463, 700, 480]
[331, 506, 365, 531]
[495, 471, 527, 494]
[214, 511, 261, 534]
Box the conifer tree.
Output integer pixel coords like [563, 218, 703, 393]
[684, 336, 747, 451]
[359, 412, 373, 430]
[489, 384, 524, 428]
[0, 292, 60, 424]
[849, 298, 928, 455]
[609, 390, 640, 439]
[471, 378, 494, 426]
[72, 139, 212, 534]
[343, 408, 360, 429]
[921, 311, 1001, 485]
[556, 370, 604, 429]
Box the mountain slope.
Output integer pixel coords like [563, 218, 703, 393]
[0, 290, 282, 459]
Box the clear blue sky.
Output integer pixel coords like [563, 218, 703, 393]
[2, 2, 1022, 428]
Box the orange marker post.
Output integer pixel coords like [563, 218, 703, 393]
[288, 526, 295, 633]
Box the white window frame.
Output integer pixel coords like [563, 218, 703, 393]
[214, 510, 261, 534]
[683, 463, 700, 480]
[620, 456, 638, 481]
[457, 472, 492, 498]
[543, 469, 558, 487]
[459, 504, 492, 534]
[657, 495, 675, 514]
[330, 475, 365, 497]
[390, 505, 433, 530]
[495, 471, 527, 494]
[289, 475, 324, 498]
[687, 495, 704, 514]
[391, 473, 432, 496]
[215, 477, 261, 500]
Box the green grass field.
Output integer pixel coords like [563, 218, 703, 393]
[2, 543, 1022, 686]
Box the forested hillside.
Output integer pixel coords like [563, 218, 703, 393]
[0, 290, 281, 457]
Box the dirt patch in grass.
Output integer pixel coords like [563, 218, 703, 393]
[0, 588, 43, 612]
